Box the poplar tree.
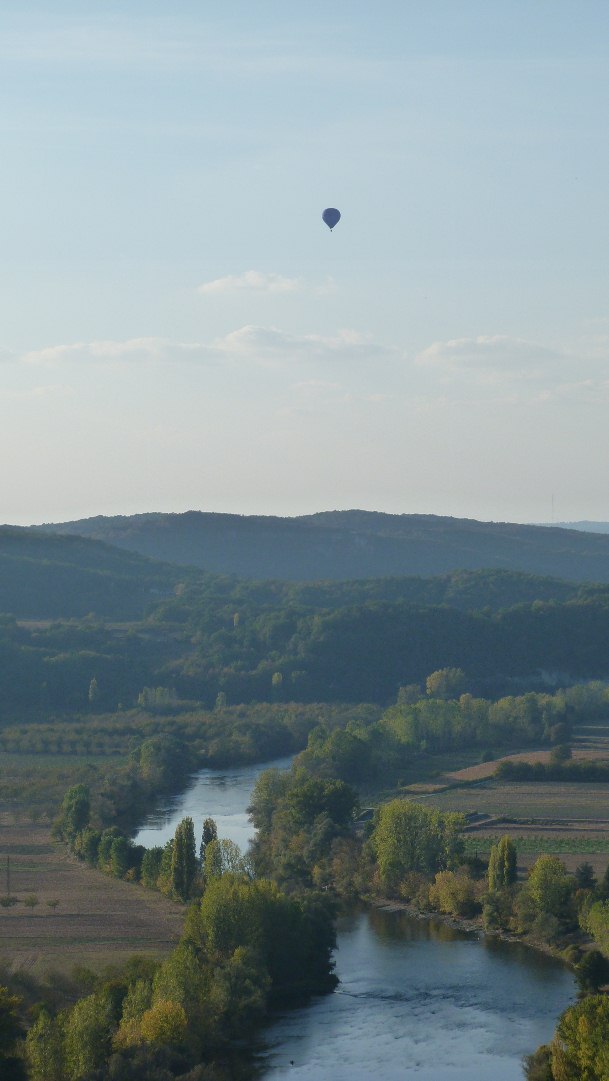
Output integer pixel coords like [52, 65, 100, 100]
[171, 817, 197, 900]
[199, 816, 218, 865]
[487, 836, 517, 892]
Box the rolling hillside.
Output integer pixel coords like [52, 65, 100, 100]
[30, 509, 609, 582]
[0, 527, 190, 618]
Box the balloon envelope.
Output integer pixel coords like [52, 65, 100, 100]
[322, 207, 341, 230]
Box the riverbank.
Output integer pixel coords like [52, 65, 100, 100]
[370, 894, 583, 968]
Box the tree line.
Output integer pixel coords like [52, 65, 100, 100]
[292, 678, 609, 785]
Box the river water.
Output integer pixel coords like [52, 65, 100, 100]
[133, 756, 293, 852]
[134, 757, 575, 1080]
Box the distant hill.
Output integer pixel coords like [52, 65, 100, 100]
[0, 527, 189, 618]
[28, 508, 609, 583]
[550, 521, 609, 534]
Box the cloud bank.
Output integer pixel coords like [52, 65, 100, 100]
[416, 335, 564, 374]
[20, 327, 400, 369]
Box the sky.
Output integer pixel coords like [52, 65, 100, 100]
[3, 1, 609, 526]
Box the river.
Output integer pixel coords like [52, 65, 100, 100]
[134, 757, 575, 1080]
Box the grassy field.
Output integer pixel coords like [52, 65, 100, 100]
[0, 750, 124, 823]
[463, 834, 609, 857]
[0, 820, 184, 976]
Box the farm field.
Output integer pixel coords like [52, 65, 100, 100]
[412, 780, 609, 820]
[0, 750, 126, 825]
[446, 741, 609, 785]
[413, 779, 609, 873]
[0, 819, 184, 976]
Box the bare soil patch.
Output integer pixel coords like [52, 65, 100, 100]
[0, 822, 184, 975]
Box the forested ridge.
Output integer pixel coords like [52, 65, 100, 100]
[5, 590, 609, 719]
[0, 527, 193, 619]
[30, 508, 609, 581]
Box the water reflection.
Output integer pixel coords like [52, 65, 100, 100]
[133, 756, 292, 851]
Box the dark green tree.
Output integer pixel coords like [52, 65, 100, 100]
[171, 817, 197, 900]
[97, 827, 124, 871]
[0, 986, 25, 1080]
[140, 847, 164, 890]
[577, 949, 609, 994]
[574, 861, 597, 891]
[54, 784, 90, 842]
[199, 816, 218, 865]
[110, 836, 132, 879]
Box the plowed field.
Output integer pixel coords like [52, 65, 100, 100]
[0, 820, 184, 975]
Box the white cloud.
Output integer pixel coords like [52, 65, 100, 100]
[416, 335, 563, 374]
[198, 270, 302, 296]
[214, 325, 400, 366]
[18, 327, 400, 370]
[21, 338, 212, 367]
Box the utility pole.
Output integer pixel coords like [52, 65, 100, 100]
[5, 854, 10, 897]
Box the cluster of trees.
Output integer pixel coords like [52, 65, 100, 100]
[249, 765, 476, 916]
[166, 595, 609, 707]
[249, 754, 609, 966]
[249, 767, 360, 892]
[7, 569, 609, 718]
[496, 757, 609, 783]
[0, 701, 377, 769]
[49, 734, 194, 838]
[54, 779, 208, 901]
[370, 800, 466, 894]
[20, 872, 336, 1081]
[56, 775, 263, 906]
[291, 680, 609, 786]
[524, 879, 609, 1079]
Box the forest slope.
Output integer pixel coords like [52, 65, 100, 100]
[0, 527, 193, 618]
[32, 509, 609, 582]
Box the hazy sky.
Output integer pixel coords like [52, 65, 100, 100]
[3, 1, 609, 526]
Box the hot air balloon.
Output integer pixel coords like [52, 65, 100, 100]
[322, 208, 341, 231]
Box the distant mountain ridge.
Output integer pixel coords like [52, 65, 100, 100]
[550, 521, 609, 534]
[28, 509, 609, 583]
